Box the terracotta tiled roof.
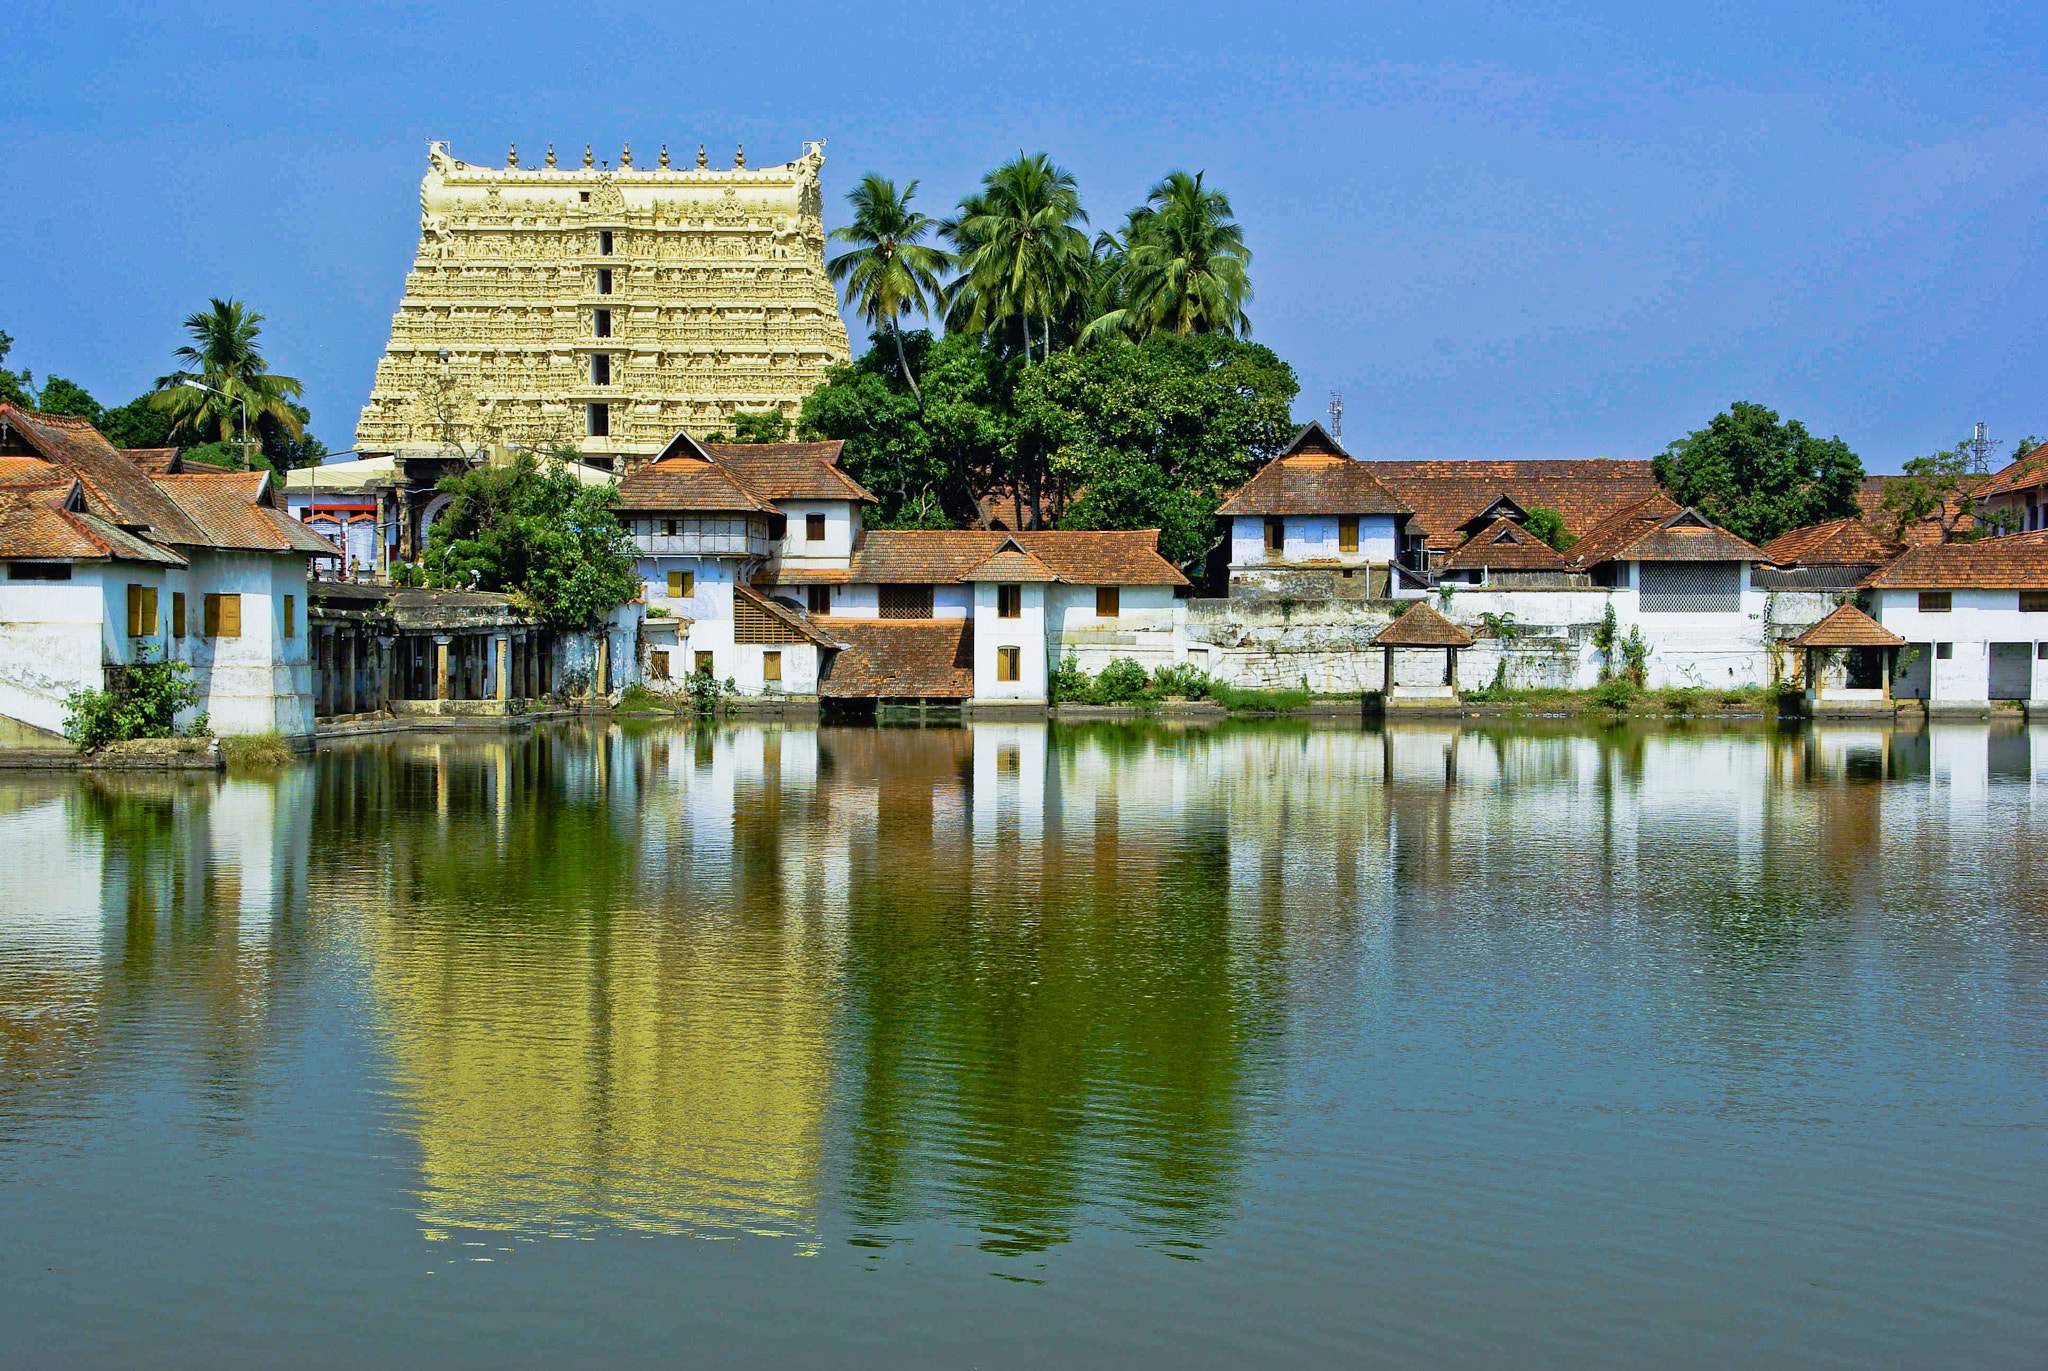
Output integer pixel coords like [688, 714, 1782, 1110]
[815, 618, 975, 698]
[959, 539, 1062, 582]
[1, 404, 210, 543]
[154, 472, 342, 555]
[614, 454, 778, 514]
[1563, 497, 1765, 567]
[1860, 530, 2048, 589]
[1219, 423, 1409, 516]
[756, 565, 852, 585]
[1858, 474, 1977, 545]
[1362, 458, 1663, 551]
[703, 441, 875, 503]
[0, 480, 186, 565]
[840, 529, 1188, 587]
[123, 448, 182, 474]
[1373, 603, 1475, 647]
[1979, 441, 2048, 498]
[0, 457, 59, 485]
[1788, 603, 1906, 649]
[733, 583, 840, 648]
[1439, 516, 1569, 571]
[1759, 517, 1902, 567]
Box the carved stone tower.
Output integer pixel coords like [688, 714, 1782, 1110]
[354, 140, 851, 468]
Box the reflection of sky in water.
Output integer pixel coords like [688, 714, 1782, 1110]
[3, 721, 2047, 1366]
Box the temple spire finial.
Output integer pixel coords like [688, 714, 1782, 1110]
[696, 144, 707, 168]
[507, 142, 518, 168]
[544, 143, 556, 168]
[621, 141, 632, 167]
[582, 144, 593, 168]
[734, 143, 745, 169]
[658, 143, 670, 169]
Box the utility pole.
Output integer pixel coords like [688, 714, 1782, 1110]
[1328, 392, 1343, 442]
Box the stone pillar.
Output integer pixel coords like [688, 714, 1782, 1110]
[1382, 645, 1394, 696]
[342, 632, 357, 715]
[495, 635, 510, 702]
[434, 635, 451, 702]
[595, 635, 609, 700]
[1882, 647, 1893, 700]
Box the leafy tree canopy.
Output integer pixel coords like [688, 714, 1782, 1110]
[1651, 401, 1863, 545]
[150, 298, 306, 452]
[1521, 506, 1575, 551]
[1878, 446, 1989, 543]
[35, 376, 104, 424]
[100, 394, 178, 449]
[0, 329, 35, 408]
[420, 456, 639, 626]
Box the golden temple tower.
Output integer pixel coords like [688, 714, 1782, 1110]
[353, 140, 852, 469]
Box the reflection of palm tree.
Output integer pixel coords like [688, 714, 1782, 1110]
[944, 154, 1090, 363]
[828, 175, 954, 410]
[1083, 171, 1251, 345]
[150, 298, 305, 453]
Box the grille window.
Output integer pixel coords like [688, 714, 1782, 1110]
[879, 584, 934, 619]
[733, 597, 807, 644]
[1639, 561, 1739, 612]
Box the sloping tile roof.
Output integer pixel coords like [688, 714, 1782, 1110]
[0, 480, 186, 565]
[1563, 497, 1765, 566]
[154, 472, 342, 555]
[703, 441, 876, 503]
[1361, 459, 1663, 551]
[0, 457, 59, 485]
[1860, 530, 2048, 589]
[122, 448, 183, 474]
[1760, 517, 1902, 567]
[614, 454, 778, 513]
[815, 618, 975, 698]
[1858, 474, 1977, 545]
[1980, 441, 2048, 498]
[1788, 603, 1906, 648]
[844, 529, 1189, 587]
[1439, 516, 1569, 571]
[1373, 603, 1475, 647]
[733, 583, 841, 648]
[959, 540, 1062, 582]
[1218, 425, 1409, 516]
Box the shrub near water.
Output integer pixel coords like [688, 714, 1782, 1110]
[63, 646, 202, 750]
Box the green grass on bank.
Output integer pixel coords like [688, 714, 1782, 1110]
[222, 732, 294, 770]
[1459, 681, 1805, 715]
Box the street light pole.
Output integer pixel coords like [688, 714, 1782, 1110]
[179, 379, 252, 468]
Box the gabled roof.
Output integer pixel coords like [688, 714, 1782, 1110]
[1218, 423, 1409, 517]
[1565, 497, 1765, 567]
[1980, 441, 2048, 498]
[1372, 603, 1475, 647]
[1362, 459, 1663, 551]
[155, 471, 341, 555]
[1788, 603, 1906, 649]
[815, 618, 976, 698]
[122, 448, 183, 474]
[1439, 516, 1569, 571]
[614, 453, 778, 514]
[732, 583, 843, 648]
[703, 441, 875, 503]
[958, 537, 1062, 582]
[1860, 530, 2048, 589]
[839, 529, 1189, 587]
[1760, 517, 1902, 568]
[0, 479, 187, 565]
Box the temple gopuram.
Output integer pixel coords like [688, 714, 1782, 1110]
[353, 139, 852, 471]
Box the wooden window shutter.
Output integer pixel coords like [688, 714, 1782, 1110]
[997, 646, 1020, 682]
[1096, 586, 1120, 617]
[1265, 517, 1284, 552]
[1339, 516, 1360, 554]
[807, 585, 830, 615]
[283, 595, 295, 639]
[667, 570, 685, 597]
[806, 513, 826, 542]
[763, 651, 782, 681]
[215, 593, 242, 638]
[998, 584, 1021, 618]
[127, 585, 144, 637]
[204, 593, 219, 637]
[172, 592, 186, 638]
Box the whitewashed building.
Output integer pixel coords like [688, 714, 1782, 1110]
[1862, 531, 2048, 704]
[0, 405, 338, 741]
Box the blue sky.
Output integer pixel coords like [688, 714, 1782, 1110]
[2, 0, 2042, 470]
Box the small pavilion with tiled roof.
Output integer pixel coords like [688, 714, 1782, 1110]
[1787, 604, 1907, 710]
[1371, 603, 1475, 708]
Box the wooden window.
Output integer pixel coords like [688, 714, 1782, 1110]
[806, 513, 826, 542]
[6, 562, 70, 580]
[695, 651, 714, 675]
[807, 585, 830, 615]
[879, 584, 935, 619]
[649, 650, 669, 680]
[662, 518, 678, 537]
[126, 584, 157, 637]
[667, 569, 694, 598]
[1264, 517, 1284, 553]
[734, 597, 806, 643]
[594, 309, 612, 338]
[762, 651, 783, 682]
[996, 645, 1021, 682]
[591, 353, 611, 385]
[1096, 586, 1120, 617]
[1339, 515, 1360, 554]
[283, 595, 296, 639]
[596, 268, 613, 295]
[2020, 591, 2048, 612]
[1918, 591, 1952, 613]
[587, 403, 609, 437]
[997, 584, 1022, 618]
[204, 593, 242, 638]
[172, 592, 186, 637]
[599, 230, 614, 256]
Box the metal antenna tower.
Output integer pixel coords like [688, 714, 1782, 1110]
[1967, 421, 1993, 475]
[1328, 392, 1343, 441]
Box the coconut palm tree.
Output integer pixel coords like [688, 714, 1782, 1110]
[150, 298, 305, 461]
[828, 175, 955, 409]
[1082, 171, 1252, 345]
[944, 154, 1090, 363]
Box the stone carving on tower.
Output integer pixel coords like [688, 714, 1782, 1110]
[355, 139, 853, 468]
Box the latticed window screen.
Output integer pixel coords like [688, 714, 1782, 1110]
[733, 597, 807, 644]
[879, 584, 935, 619]
[1639, 561, 1739, 612]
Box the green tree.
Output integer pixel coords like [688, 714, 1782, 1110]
[1082, 171, 1252, 344]
[1521, 506, 1575, 551]
[944, 154, 1091, 364]
[100, 394, 178, 449]
[1878, 446, 1987, 543]
[1016, 333, 1299, 569]
[420, 456, 638, 626]
[35, 376, 104, 425]
[703, 410, 792, 443]
[0, 329, 35, 408]
[799, 330, 1016, 528]
[827, 174, 954, 409]
[149, 299, 306, 458]
[1652, 401, 1864, 545]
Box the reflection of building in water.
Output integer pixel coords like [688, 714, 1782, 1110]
[340, 726, 834, 1240]
[0, 772, 313, 1096]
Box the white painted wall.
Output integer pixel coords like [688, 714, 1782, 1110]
[1871, 587, 2048, 702]
[970, 582, 1047, 701]
[819, 583, 972, 620]
[770, 499, 860, 564]
[1230, 514, 1397, 566]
